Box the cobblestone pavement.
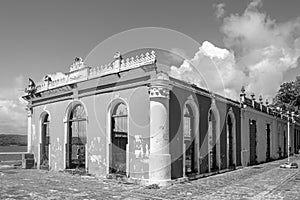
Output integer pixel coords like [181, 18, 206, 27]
[1, 156, 300, 200]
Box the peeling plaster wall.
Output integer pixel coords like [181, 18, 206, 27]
[28, 64, 155, 179]
[79, 85, 150, 179]
[30, 113, 38, 165]
[128, 87, 150, 179]
[31, 100, 72, 170]
[30, 85, 150, 178]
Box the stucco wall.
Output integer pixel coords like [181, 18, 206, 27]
[219, 104, 241, 168]
[197, 94, 211, 174]
[232, 106, 242, 166]
[31, 100, 72, 170]
[216, 100, 241, 169]
[169, 86, 212, 178]
[30, 85, 150, 179]
[294, 124, 300, 153]
[79, 85, 150, 178]
[169, 88, 184, 179]
[169, 86, 241, 179]
[241, 108, 287, 166]
[277, 120, 288, 158]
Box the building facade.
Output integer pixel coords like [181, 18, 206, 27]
[22, 51, 300, 185]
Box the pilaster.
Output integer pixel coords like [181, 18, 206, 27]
[26, 106, 33, 153]
[148, 76, 172, 186]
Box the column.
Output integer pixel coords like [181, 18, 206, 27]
[148, 83, 172, 186]
[27, 107, 33, 153]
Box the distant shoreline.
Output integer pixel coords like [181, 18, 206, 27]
[0, 134, 27, 147]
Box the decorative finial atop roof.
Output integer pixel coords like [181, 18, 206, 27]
[259, 95, 263, 103]
[240, 86, 246, 103]
[25, 78, 36, 96]
[251, 92, 255, 100]
[113, 52, 122, 60]
[74, 57, 83, 63]
[70, 57, 86, 72]
[44, 75, 52, 82]
[241, 86, 245, 94]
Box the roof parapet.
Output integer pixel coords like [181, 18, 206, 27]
[239, 86, 300, 123]
[25, 51, 156, 94]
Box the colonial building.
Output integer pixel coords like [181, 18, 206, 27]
[22, 50, 300, 185]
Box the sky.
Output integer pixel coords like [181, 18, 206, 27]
[0, 0, 300, 135]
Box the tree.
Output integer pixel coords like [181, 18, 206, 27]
[272, 76, 300, 113]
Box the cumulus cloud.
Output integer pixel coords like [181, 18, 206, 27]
[171, 0, 300, 101]
[0, 75, 27, 134]
[170, 41, 245, 99]
[221, 0, 300, 100]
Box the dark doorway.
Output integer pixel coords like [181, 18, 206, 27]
[294, 130, 297, 153]
[249, 120, 257, 165]
[209, 110, 218, 171]
[110, 102, 128, 175]
[294, 130, 300, 154]
[298, 131, 300, 153]
[66, 104, 87, 170]
[184, 104, 196, 175]
[227, 115, 234, 167]
[284, 131, 287, 157]
[266, 124, 271, 161]
[40, 113, 50, 169]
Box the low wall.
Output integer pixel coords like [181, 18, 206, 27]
[0, 152, 28, 162]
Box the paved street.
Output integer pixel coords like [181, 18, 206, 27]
[1, 156, 300, 200]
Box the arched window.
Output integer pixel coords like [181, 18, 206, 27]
[249, 120, 257, 165]
[184, 104, 196, 175]
[110, 102, 128, 175]
[66, 104, 87, 169]
[40, 113, 50, 169]
[208, 110, 218, 171]
[184, 104, 193, 138]
[227, 113, 236, 168]
[112, 103, 128, 133]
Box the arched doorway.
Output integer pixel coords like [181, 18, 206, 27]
[284, 130, 287, 157]
[40, 112, 50, 169]
[208, 110, 218, 172]
[277, 125, 282, 158]
[184, 104, 197, 175]
[110, 102, 128, 175]
[266, 124, 271, 161]
[227, 113, 236, 168]
[249, 119, 257, 165]
[66, 104, 87, 169]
